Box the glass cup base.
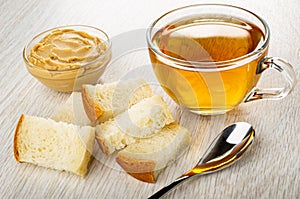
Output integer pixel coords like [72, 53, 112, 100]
[187, 107, 234, 116]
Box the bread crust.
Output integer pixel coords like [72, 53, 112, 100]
[82, 85, 103, 124]
[13, 114, 24, 162]
[95, 135, 112, 155]
[116, 152, 157, 183]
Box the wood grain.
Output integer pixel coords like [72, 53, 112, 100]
[1, 0, 300, 199]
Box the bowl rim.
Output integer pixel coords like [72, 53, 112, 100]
[23, 24, 112, 73]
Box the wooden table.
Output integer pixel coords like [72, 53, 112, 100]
[1, 0, 299, 198]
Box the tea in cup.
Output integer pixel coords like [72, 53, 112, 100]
[147, 4, 297, 115]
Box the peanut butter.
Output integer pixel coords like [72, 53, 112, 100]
[25, 27, 111, 92]
[28, 29, 106, 70]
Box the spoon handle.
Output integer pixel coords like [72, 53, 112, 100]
[148, 174, 193, 199]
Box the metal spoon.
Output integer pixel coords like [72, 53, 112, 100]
[148, 122, 255, 199]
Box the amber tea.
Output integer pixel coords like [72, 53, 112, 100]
[148, 4, 296, 115]
[149, 15, 266, 114]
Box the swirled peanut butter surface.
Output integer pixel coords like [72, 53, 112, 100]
[28, 29, 106, 70]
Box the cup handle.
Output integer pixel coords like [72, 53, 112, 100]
[244, 57, 297, 102]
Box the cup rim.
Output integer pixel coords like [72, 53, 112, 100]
[23, 24, 112, 73]
[146, 4, 270, 71]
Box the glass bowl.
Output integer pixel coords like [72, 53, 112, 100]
[23, 25, 112, 92]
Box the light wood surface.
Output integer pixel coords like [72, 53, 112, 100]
[1, 0, 300, 198]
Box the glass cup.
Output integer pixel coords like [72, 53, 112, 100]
[147, 4, 297, 115]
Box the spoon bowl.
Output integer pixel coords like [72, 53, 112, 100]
[148, 122, 255, 199]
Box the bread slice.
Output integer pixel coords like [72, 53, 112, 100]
[95, 95, 174, 155]
[52, 92, 91, 126]
[116, 123, 190, 183]
[82, 78, 153, 123]
[14, 114, 95, 178]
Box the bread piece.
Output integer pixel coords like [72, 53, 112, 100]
[14, 114, 95, 178]
[82, 78, 153, 123]
[116, 123, 190, 183]
[95, 95, 174, 155]
[52, 92, 92, 126]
